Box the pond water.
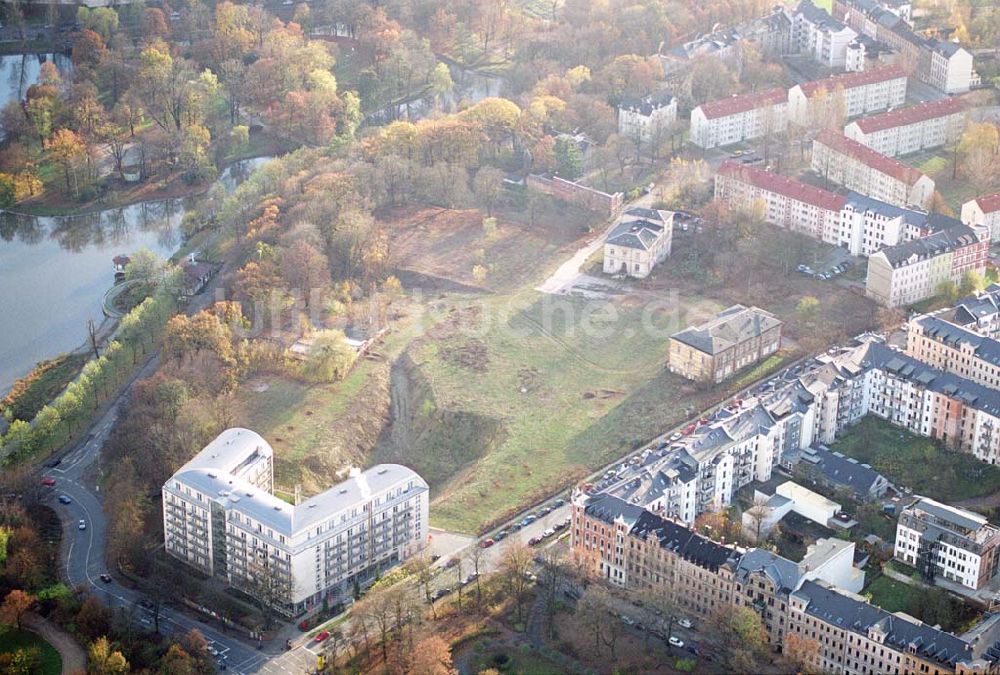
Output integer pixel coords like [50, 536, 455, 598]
[0, 157, 271, 395]
[0, 52, 72, 111]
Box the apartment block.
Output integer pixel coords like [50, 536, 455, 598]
[866, 224, 988, 307]
[668, 304, 783, 384]
[906, 314, 1000, 390]
[946, 285, 1000, 339]
[787, 65, 907, 127]
[689, 88, 788, 149]
[617, 92, 677, 147]
[962, 194, 1000, 243]
[603, 207, 673, 279]
[571, 493, 996, 673]
[163, 429, 429, 616]
[845, 97, 966, 157]
[793, 0, 858, 68]
[844, 34, 898, 73]
[811, 129, 935, 209]
[894, 497, 1000, 590]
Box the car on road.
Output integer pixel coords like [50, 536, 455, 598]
[542, 527, 555, 538]
[314, 631, 330, 643]
[521, 515, 536, 527]
[431, 554, 441, 562]
[620, 615, 635, 626]
[46, 459, 62, 468]
[41, 477, 56, 487]
[58, 495, 72, 504]
[480, 538, 495, 548]
[669, 636, 685, 648]
[669, 432, 682, 441]
[688, 644, 700, 656]
[495, 530, 508, 541]
[78, 519, 86, 530]
[464, 573, 478, 585]
[553, 498, 565, 507]
[540, 506, 552, 515]
[552, 521, 566, 531]
[99, 574, 113, 584]
[510, 522, 522, 532]
[678, 618, 693, 629]
[527, 536, 542, 546]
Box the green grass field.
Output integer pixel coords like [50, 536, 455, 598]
[0, 629, 62, 675]
[863, 575, 922, 615]
[828, 417, 1000, 501]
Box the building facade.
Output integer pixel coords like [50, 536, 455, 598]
[812, 129, 935, 209]
[844, 97, 966, 157]
[668, 305, 783, 383]
[793, 0, 858, 68]
[617, 92, 677, 147]
[163, 429, 429, 616]
[894, 497, 1000, 590]
[690, 88, 789, 149]
[787, 66, 907, 127]
[962, 194, 1000, 243]
[865, 224, 989, 307]
[602, 208, 674, 279]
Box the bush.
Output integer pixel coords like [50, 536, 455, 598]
[675, 657, 697, 672]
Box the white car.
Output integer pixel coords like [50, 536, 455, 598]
[678, 618, 693, 629]
[542, 527, 555, 537]
[669, 636, 684, 648]
[78, 519, 86, 530]
[669, 432, 682, 442]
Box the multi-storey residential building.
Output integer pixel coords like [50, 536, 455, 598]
[617, 92, 677, 147]
[906, 314, 1000, 390]
[668, 305, 782, 384]
[844, 34, 898, 72]
[835, 0, 978, 94]
[162, 429, 429, 616]
[602, 208, 673, 278]
[715, 160, 845, 244]
[844, 97, 966, 157]
[866, 224, 988, 307]
[894, 497, 1000, 590]
[946, 285, 1000, 339]
[812, 129, 935, 209]
[793, 0, 858, 68]
[787, 65, 907, 127]
[796, 444, 891, 500]
[689, 88, 788, 149]
[962, 194, 1000, 243]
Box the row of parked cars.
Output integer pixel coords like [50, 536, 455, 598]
[797, 260, 852, 280]
[613, 610, 698, 652]
[481, 498, 568, 548]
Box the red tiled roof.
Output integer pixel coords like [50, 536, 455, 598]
[697, 88, 787, 121]
[717, 160, 847, 211]
[797, 65, 907, 97]
[814, 129, 926, 186]
[851, 97, 965, 134]
[975, 193, 1000, 214]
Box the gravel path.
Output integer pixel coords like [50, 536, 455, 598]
[23, 613, 86, 675]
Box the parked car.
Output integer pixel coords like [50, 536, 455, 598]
[100, 574, 113, 584]
[41, 477, 56, 487]
[542, 527, 555, 537]
[431, 554, 441, 562]
[678, 618, 693, 629]
[521, 515, 537, 526]
[669, 636, 685, 648]
[495, 530, 508, 541]
[46, 458, 62, 468]
[540, 506, 553, 515]
[314, 631, 330, 643]
[528, 536, 542, 546]
[553, 498, 565, 507]
[552, 521, 566, 531]
[480, 538, 495, 549]
[669, 432, 682, 441]
[78, 519, 86, 530]
[510, 522, 523, 532]
[621, 615, 636, 626]
[58, 495, 72, 504]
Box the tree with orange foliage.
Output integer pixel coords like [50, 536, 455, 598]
[0, 590, 35, 630]
[409, 636, 456, 675]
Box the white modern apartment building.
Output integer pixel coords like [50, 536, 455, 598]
[793, 0, 858, 68]
[617, 92, 677, 147]
[894, 497, 1000, 590]
[689, 88, 788, 149]
[962, 194, 1000, 243]
[602, 207, 673, 279]
[865, 224, 989, 307]
[811, 128, 935, 209]
[162, 429, 429, 616]
[787, 65, 907, 127]
[844, 97, 966, 157]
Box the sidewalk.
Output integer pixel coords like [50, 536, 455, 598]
[23, 613, 86, 675]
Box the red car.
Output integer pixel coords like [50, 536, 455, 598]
[314, 631, 330, 643]
[480, 538, 495, 549]
[41, 477, 56, 487]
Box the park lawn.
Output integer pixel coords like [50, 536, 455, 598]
[1, 353, 87, 422]
[863, 575, 922, 615]
[828, 417, 1000, 501]
[0, 629, 61, 675]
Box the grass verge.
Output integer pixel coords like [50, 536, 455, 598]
[0, 628, 62, 675]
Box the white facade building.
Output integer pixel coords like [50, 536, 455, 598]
[793, 0, 858, 68]
[894, 497, 1000, 590]
[163, 429, 429, 616]
[787, 65, 907, 127]
[844, 97, 966, 157]
[961, 194, 1000, 243]
[689, 88, 788, 149]
[617, 93, 677, 147]
[602, 208, 673, 278]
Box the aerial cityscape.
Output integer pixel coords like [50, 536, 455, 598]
[1, 0, 1000, 673]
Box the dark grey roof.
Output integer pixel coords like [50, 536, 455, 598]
[914, 315, 1000, 367]
[671, 305, 782, 356]
[805, 445, 886, 493]
[796, 0, 848, 32]
[843, 191, 927, 228]
[619, 91, 675, 117]
[794, 581, 976, 669]
[583, 493, 646, 527]
[909, 497, 988, 533]
[606, 218, 665, 251]
[631, 510, 740, 572]
[877, 224, 983, 268]
[736, 548, 802, 592]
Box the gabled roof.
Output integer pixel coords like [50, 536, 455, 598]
[876, 224, 983, 268]
[815, 129, 926, 186]
[619, 91, 675, 117]
[736, 548, 802, 592]
[973, 193, 1000, 215]
[696, 88, 787, 121]
[804, 445, 886, 493]
[851, 97, 965, 134]
[796, 65, 906, 97]
[606, 218, 666, 251]
[670, 304, 783, 356]
[631, 510, 740, 572]
[718, 161, 847, 211]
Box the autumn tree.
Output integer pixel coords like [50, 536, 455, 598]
[301, 330, 356, 382]
[87, 636, 129, 675]
[409, 636, 456, 675]
[783, 632, 821, 674]
[710, 604, 768, 672]
[44, 129, 87, 195]
[473, 166, 505, 217]
[0, 590, 35, 630]
[280, 240, 330, 307]
[498, 540, 533, 624]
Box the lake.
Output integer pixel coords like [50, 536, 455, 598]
[0, 157, 270, 395]
[0, 52, 72, 111]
